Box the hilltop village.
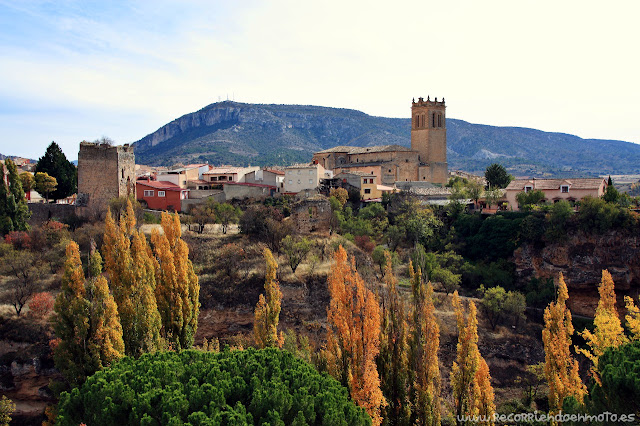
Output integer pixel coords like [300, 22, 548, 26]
[20, 97, 609, 218]
[2, 98, 640, 424]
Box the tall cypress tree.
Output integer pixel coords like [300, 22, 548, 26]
[0, 159, 30, 235]
[34, 142, 77, 200]
[5, 159, 30, 231]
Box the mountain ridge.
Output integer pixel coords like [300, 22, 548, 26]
[132, 101, 640, 177]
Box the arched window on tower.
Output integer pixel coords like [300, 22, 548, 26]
[421, 114, 425, 127]
[415, 115, 419, 128]
[438, 114, 442, 127]
[432, 113, 436, 128]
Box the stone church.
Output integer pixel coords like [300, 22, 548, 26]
[312, 97, 448, 185]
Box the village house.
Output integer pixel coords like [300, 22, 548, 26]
[136, 179, 189, 212]
[202, 166, 260, 184]
[505, 178, 608, 211]
[244, 169, 285, 191]
[334, 171, 395, 201]
[283, 163, 329, 194]
[156, 164, 210, 189]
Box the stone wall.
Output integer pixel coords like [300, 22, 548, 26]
[290, 196, 331, 234]
[28, 203, 76, 226]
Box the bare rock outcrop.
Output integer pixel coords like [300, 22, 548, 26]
[514, 231, 640, 317]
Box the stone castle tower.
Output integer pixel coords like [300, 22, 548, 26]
[411, 96, 448, 184]
[76, 142, 136, 215]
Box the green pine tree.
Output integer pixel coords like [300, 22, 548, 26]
[34, 142, 77, 200]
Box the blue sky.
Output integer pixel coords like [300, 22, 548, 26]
[1, 0, 639, 161]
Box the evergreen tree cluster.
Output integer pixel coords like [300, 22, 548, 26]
[56, 349, 371, 425]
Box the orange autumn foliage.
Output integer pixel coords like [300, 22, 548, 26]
[326, 245, 384, 425]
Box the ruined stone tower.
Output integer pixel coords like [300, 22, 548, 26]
[76, 142, 136, 216]
[411, 96, 448, 184]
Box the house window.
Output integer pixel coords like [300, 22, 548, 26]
[364, 188, 371, 194]
[144, 190, 154, 197]
[561, 185, 569, 193]
[309, 170, 313, 175]
[158, 191, 166, 197]
[288, 180, 292, 185]
[524, 185, 533, 193]
[309, 179, 313, 184]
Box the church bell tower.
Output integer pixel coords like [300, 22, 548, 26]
[411, 96, 448, 184]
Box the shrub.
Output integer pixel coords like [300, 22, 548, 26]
[28, 292, 55, 320]
[56, 348, 371, 425]
[354, 235, 375, 254]
[4, 231, 31, 250]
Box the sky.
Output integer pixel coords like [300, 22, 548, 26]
[1, 0, 639, 161]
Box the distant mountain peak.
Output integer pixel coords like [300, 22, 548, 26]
[131, 102, 640, 176]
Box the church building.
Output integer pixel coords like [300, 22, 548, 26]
[312, 97, 448, 185]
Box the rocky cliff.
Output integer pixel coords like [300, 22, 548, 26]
[514, 231, 640, 317]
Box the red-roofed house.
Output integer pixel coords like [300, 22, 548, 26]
[136, 179, 189, 212]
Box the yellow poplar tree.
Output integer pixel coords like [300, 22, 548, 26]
[378, 252, 411, 425]
[577, 270, 627, 382]
[326, 245, 384, 425]
[86, 248, 124, 367]
[53, 241, 124, 386]
[408, 261, 441, 426]
[475, 357, 496, 426]
[624, 296, 640, 340]
[451, 291, 494, 425]
[151, 211, 200, 349]
[52, 241, 92, 385]
[542, 273, 586, 413]
[131, 228, 162, 353]
[253, 248, 284, 348]
[102, 200, 161, 355]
